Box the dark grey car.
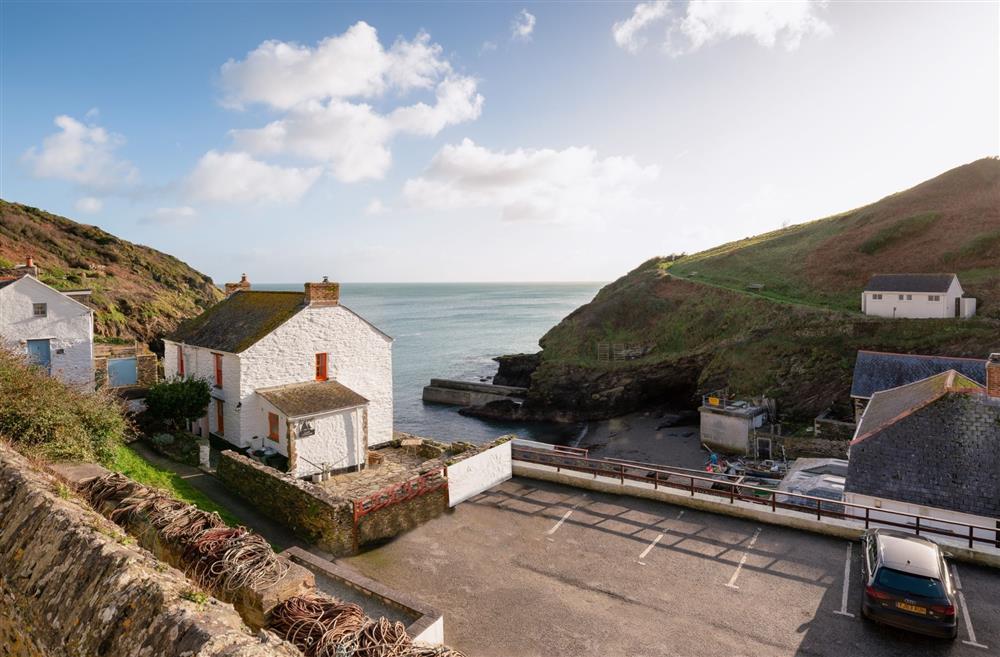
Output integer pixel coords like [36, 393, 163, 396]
[860, 529, 958, 639]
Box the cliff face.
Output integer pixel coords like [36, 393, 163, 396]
[0, 201, 223, 345]
[494, 158, 1000, 423]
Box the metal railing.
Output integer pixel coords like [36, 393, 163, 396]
[353, 468, 447, 522]
[511, 445, 1000, 550]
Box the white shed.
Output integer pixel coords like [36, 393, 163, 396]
[861, 273, 975, 318]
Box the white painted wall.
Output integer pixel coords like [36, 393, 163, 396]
[699, 410, 755, 453]
[447, 441, 513, 507]
[844, 492, 998, 545]
[163, 340, 243, 446]
[241, 305, 393, 447]
[862, 278, 967, 318]
[0, 276, 94, 390]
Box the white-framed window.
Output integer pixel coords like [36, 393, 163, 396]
[929, 295, 940, 301]
[872, 293, 883, 300]
[32, 303, 47, 317]
[905, 294, 912, 300]
[898, 294, 905, 300]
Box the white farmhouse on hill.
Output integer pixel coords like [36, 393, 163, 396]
[0, 257, 94, 390]
[861, 273, 975, 318]
[163, 276, 392, 479]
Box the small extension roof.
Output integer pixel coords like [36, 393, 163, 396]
[864, 273, 956, 293]
[258, 380, 368, 418]
[167, 290, 306, 353]
[852, 370, 983, 445]
[851, 350, 986, 399]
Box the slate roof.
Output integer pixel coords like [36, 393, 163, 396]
[167, 291, 306, 353]
[258, 380, 368, 418]
[0, 278, 18, 290]
[864, 273, 956, 293]
[852, 370, 983, 444]
[850, 350, 987, 399]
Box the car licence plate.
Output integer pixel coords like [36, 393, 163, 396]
[897, 602, 927, 615]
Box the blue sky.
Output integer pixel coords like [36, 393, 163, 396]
[2, 1, 998, 283]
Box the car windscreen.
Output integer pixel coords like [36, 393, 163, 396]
[875, 568, 945, 598]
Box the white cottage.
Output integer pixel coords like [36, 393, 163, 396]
[861, 273, 975, 319]
[163, 277, 392, 479]
[0, 259, 95, 390]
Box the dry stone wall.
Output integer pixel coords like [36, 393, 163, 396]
[0, 444, 300, 657]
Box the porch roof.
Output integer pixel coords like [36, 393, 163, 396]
[257, 380, 368, 418]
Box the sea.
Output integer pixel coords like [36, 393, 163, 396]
[256, 283, 604, 444]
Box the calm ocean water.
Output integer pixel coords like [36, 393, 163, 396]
[257, 283, 604, 444]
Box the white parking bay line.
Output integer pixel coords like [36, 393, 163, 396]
[833, 542, 855, 617]
[546, 508, 573, 535]
[638, 533, 664, 564]
[953, 565, 989, 650]
[725, 527, 762, 590]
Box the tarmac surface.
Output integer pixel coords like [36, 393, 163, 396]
[342, 476, 1000, 657]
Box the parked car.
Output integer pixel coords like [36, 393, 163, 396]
[860, 528, 958, 639]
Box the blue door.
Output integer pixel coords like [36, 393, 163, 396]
[26, 339, 51, 373]
[108, 357, 138, 387]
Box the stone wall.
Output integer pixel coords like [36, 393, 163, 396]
[0, 444, 298, 657]
[356, 486, 449, 546]
[217, 450, 357, 555]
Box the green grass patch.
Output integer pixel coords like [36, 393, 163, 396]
[109, 444, 239, 526]
[944, 230, 1000, 262]
[858, 212, 940, 255]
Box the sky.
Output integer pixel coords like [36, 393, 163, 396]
[1, 1, 998, 284]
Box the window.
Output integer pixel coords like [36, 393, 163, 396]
[213, 353, 223, 388]
[898, 294, 905, 300]
[215, 399, 224, 436]
[268, 412, 280, 441]
[929, 295, 941, 302]
[315, 352, 328, 381]
[177, 346, 185, 377]
[32, 303, 47, 317]
[872, 293, 883, 300]
[905, 294, 912, 300]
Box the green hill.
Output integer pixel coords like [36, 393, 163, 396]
[506, 158, 1000, 424]
[0, 200, 223, 345]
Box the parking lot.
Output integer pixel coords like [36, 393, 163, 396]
[343, 477, 1000, 657]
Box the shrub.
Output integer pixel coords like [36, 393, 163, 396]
[0, 348, 127, 464]
[145, 377, 211, 429]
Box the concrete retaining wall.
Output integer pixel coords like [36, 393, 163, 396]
[447, 440, 512, 507]
[0, 444, 299, 657]
[513, 460, 1000, 569]
[422, 379, 526, 407]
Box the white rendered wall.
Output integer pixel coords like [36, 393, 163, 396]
[862, 279, 965, 318]
[0, 277, 94, 389]
[699, 410, 751, 454]
[447, 441, 512, 506]
[241, 305, 393, 447]
[163, 340, 243, 447]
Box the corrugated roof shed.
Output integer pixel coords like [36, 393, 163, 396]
[850, 350, 986, 399]
[258, 380, 368, 418]
[167, 290, 306, 353]
[863, 273, 956, 293]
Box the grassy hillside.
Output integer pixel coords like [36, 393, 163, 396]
[515, 158, 1000, 423]
[666, 157, 1000, 314]
[0, 201, 223, 344]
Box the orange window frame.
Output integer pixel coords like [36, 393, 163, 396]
[215, 399, 224, 436]
[213, 353, 223, 388]
[267, 412, 280, 441]
[315, 352, 328, 381]
[177, 346, 185, 377]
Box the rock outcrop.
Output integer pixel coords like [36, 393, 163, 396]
[491, 353, 540, 388]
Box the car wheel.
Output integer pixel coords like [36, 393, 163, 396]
[947, 625, 958, 641]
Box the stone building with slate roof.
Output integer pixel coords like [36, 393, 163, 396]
[849, 350, 987, 422]
[861, 273, 975, 318]
[164, 276, 392, 478]
[844, 356, 1000, 526]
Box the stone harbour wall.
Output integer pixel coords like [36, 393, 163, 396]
[217, 450, 357, 555]
[0, 444, 299, 657]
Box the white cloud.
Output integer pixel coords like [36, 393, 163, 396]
[143, 206, 198, 225]
[479, 41, 498, 55]
[511, 9, 536, 41]
[404, 139, 660, 225]
[23, 115, 138, 190]
[74, 197, 103, 214]
[211, 22, 482, 187]
[364, 198, 387, 215]
[186, 151, 321, 203]
[612, 1, 831, 54]
[613, 1, 669, 54]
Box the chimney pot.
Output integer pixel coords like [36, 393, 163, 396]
[25, 255, 34, 268]
[305, 280, 340, 306]
[987, 353, 1000, 399]
[224, 274, 251, 296]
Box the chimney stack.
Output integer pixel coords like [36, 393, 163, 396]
[305, 277, 340, 307]
[25, 255, 34, 268]
[224, 273, 251, 296]
[987, 353, 1000, 399]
